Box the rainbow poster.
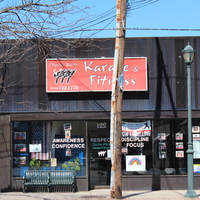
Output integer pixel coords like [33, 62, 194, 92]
[126, 155, 146, 171]
[194, 164, 200, 173]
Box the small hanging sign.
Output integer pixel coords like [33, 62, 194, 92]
[118, 72, 124, 91]
[64, 123, 72, 130]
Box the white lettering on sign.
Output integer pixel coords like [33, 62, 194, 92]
[84, 61, 114, 72]
[46, 58, 148, 92]
[52, 143, 85, 149]
[52, 138, 84, 143]
[126, 143, 144, 148]
[98, 151, 106, 157]
[121, 137, 149, 142]
[90, 138, 110, 142]
[52, 137, 85, 149]
[84, 61, 130, 73]
[84, 61, 137, 88]
[97, 123, 107, 129]
[89, 75, 112, 87]
[89, 75, 136, 87]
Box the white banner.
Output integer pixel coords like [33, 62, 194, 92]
[122, 120, 151, 137]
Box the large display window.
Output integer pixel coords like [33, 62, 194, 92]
[12, 121, 86, 177]
[12, 121, 48, 177]
[153, 119, 200, 175]
[50, 121, 86, 176]
[12, 119, 200, 178]
[88, 120, 153, 188]
[121, 120, 153, 175]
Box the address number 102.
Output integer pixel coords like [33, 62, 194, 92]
[97, 123, 107, 129]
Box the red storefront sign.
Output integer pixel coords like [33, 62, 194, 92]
[46, 57, 147, 92]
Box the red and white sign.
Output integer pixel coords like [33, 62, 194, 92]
[63, 123, 72, 130]
[46, 57, 147, 92]
[122, 120, 151, 137]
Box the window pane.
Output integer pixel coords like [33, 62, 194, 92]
[50, 121, 86, 176]
[121, 120, 153, 175]
[13, 121, 48, 177]
[153, 119, 188, 175]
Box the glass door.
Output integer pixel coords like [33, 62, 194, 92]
[89, 130, 111, 187]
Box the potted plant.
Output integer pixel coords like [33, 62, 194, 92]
[29, 158, 49, 170]
[61, 158, 81, 174]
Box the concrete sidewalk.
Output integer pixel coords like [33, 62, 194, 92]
[0, 189, 200, 200]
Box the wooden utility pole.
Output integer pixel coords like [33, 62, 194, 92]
[110, 0, 126, 199]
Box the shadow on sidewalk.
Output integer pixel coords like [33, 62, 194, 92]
[123, 190, 153, 199]
[123, 190, 200, 199]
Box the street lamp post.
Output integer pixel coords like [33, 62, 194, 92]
[182, 43, 198, 198]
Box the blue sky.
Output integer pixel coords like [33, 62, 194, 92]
[72, 0, 200, 38]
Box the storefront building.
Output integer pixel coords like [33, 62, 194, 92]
[1, 37, 200, 191]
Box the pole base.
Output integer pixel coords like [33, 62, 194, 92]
[110, 190, 115, 199]
[184, 190, 198, 198]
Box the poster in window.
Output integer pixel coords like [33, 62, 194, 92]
[175, 132, 183, 140]
[193, 134, 200, 141]
[159, 151, 166, 159]
[122, 131, 128, 137]
[107, 149, 111, 158]
[194, 164, 200, 173]
[158, 133, 166, 140]
[192, 126, 200, 133]
[126, 155, 146, 171]
[13, 156, 26, 165]
[193, 140, 200, 159]
[65, 130, 71, 138]
[176, 151, 184, 158]
[14, 132, 26, 140]
[14, 144, 26, 152]
[122, 147, 128, 154]
[176, 142, 184, 149]
[159, 142, 166, 149]
[63, 123, 72, 130]
[66, 148, 71, 156]
[51, 158, 57, 167]
[29, 144, 42, 152]
[122, 120, 151, 137]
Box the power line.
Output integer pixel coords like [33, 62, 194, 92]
[55, 27, 200, 33]
[61, 0, 159, 37]
[128, 0, 159, 11]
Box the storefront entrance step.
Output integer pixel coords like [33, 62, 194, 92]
[93, 185, 110, 189]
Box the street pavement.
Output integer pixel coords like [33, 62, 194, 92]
[0, 189, 200, 200]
